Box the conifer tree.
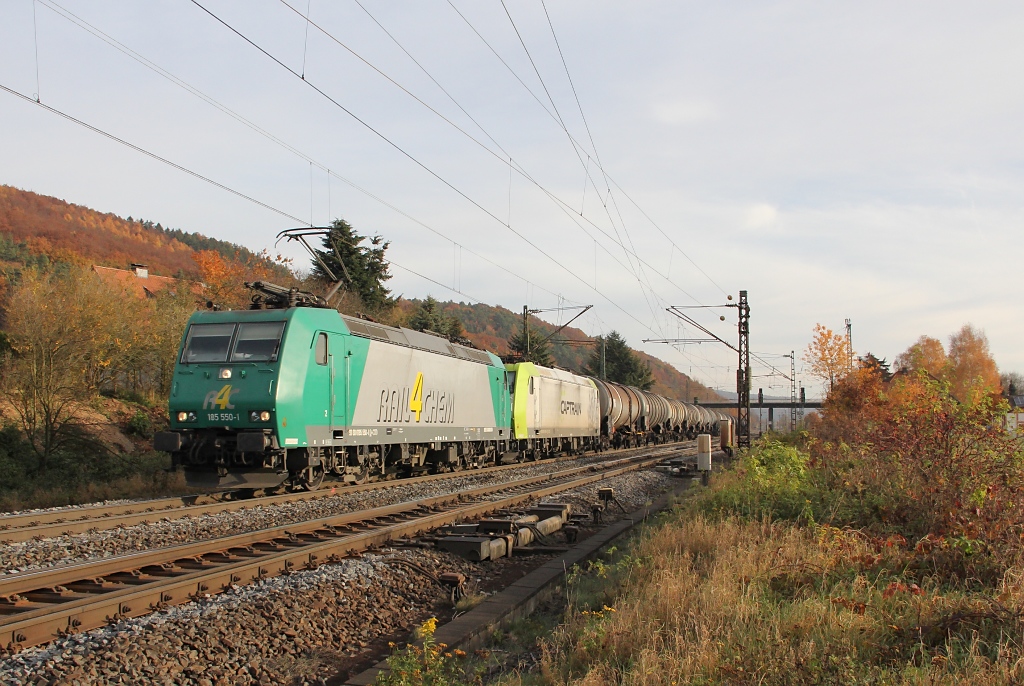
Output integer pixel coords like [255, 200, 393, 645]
[584, 331, 654, 389]
[409, 296, 463, 339]
[312, 218, 395, 312]
[507, 323, 553, 366]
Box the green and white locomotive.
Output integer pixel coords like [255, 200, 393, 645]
[155, 282, 516, 490]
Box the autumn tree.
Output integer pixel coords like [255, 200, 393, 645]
[136, 287, 199, 397]
[817, 360, 889, 444]
[893, 335, 947, 377]
[1, 268, 110, 468]
[803, 323, 853, 393]
[312, 218, 395, 314]
[947, 324, 1001, 403]
[893, 328, 1000, 404]
[192, 248, 288, 311]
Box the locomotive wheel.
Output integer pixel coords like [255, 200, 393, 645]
[298, 465, 326, 491]
[350, 465, 369, 485]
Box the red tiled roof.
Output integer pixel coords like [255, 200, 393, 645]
[92, 265, 197, 299]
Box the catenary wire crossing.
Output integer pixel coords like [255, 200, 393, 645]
[232, 0, 709, 315]
[9, 3, 752, 388]
[185, 0, 723, 352]
[38, 0, 732, 368]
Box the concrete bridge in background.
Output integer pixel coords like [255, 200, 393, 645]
[696, 400, 823, 410]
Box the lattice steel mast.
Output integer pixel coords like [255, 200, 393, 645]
[736, 290, 751, 448]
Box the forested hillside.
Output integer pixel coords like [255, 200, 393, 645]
[0, 190, 721, 509]
[0, 185, 287, 279]
[397, 298, 723, 402]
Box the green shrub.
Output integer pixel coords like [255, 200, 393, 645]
[698, 438, 817, 521]
[126, 411, 153, 438]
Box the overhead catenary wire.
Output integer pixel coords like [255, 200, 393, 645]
[35, 0, 575, 308]
[464, 6, 718, 335]
[0, 83, 307, 225]
[389, 259, 484, 305]
[449, 1, 729, 300]
[498, 0, 661, 327]
[30, 2, 730, 387]
[189, 0, 692, 344]
[277, 0, 700, 315]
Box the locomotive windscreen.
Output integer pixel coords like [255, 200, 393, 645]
[181, 323, 235, 363]
[230, 322, 285, 362]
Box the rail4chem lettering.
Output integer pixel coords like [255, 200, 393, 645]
[377, 372, 456, 424]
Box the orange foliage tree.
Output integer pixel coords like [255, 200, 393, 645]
[803, 323, 853, 392]
[193, 249, 285, 310]
[893, 335, 947, 377]
[893, 326, 1000, 404]
[947, 324, 1001, 402]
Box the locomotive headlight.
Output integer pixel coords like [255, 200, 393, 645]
[250, 410, 271, 422]
[177, 411, 188, 422]
[219, 368, 232, 379]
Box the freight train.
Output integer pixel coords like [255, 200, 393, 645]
[155, 282, 730, 491]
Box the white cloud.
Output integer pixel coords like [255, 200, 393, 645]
[744, 203, 778, 229]
[651, 98, 717, 126]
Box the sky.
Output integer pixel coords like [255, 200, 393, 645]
[2, 1, 1023, 398]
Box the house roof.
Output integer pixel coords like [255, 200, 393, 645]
[92, 265, 194, 299]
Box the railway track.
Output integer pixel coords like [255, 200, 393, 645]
[0, 444, 690, 652]
[0, 441, 692, 543]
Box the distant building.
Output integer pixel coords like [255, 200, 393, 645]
[1006, 396, 1024, 434]
[92, 263, 196, 299]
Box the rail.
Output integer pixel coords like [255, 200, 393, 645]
[0, 444, 689, 652]
[0, 441, 691, 543]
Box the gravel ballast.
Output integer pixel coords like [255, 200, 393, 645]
[0, 452, 675, 576]
[1, 468, 678, 685]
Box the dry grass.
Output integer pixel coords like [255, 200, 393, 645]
[513, 514, 1024, 685]
[491, 376, 1024, 684]
[0, 459, 189, 512]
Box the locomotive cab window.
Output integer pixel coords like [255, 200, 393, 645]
[182, 323, 236, 363]
[230, 322, 285, 362]
[315, 332, 328, 365]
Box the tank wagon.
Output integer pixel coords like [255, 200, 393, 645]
[155, 282, 731, 490]
[590, 379, 725, 448]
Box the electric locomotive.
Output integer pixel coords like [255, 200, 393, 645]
[155, 282, 514, 490]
